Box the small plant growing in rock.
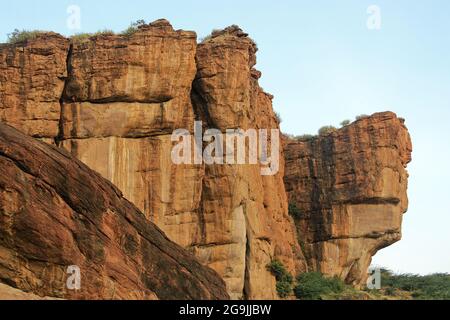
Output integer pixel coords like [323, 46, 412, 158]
[318, 125, 337, 136]
[288, 203, 302, 219]
[7, 29, 48, 44]
[267, 260, 294, 298]
[121, 19, 146, 36]
[340, 119, 351, 127]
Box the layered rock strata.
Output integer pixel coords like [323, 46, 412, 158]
[0, 122, 229, 300]
[284, 112, 412, 285]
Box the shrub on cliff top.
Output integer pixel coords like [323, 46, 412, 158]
[267, 260, 294, 298]
[121, 19, 146, 36]
[294, 272, 345, 300]
[340, 119, 351, 127]
[7, 29, 48, 44]
[295, 134, 315, 141]
[318, 125, 337, 136]
[70, 30, 115, 43]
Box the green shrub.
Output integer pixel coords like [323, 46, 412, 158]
[288, 203, 302, 219]
[340, 119, 351, 127]
[294, 272, 345, 300]
[380, 269, 450, 300]
[318, 125, 337, 136]
[70, 30, 115, 43]
[7, 29, 48, 44]
[295, 134, 315, 141]
[267, 260, 294, 298]
[121, 19, 146, 36]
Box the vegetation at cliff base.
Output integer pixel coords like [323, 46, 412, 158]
[294, 272, 346, 300]
[379, 269, 450, 300]
[267, 260, 294, 298]
[7, 29, 48, 44]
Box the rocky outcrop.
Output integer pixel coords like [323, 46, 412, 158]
[0, 33, 69, 140]
[284, 112, 412, 285]
[0, 21, 303, 299]
[0, 19, 413, 299]
[191, 26, 305, 299]
[0, 122, 229, 300]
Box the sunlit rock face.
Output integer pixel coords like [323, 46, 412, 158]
[284, 112, 412, 286]
[0, 33, 69, 140]
[0, 19, 413, 299]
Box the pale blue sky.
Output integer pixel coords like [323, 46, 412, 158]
[1, 0, 449, 275]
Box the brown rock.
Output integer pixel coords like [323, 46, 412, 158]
[0, 33, 69, 139]
[192, 27, 305, 299]
[284, 112, 412, 285]
[0, 122, 229, 300]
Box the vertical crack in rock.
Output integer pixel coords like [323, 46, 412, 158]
[0, 21, 413, 299]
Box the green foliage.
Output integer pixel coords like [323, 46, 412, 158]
[380, 269, 450, 300]
[7, 29, 47, 44]
[288, 203, 302, 219]
[70, 30, 115, 43]
[295, 134, 315, 141]
[294, 272, 346, 300]
[121, 19, 146, 36]
[318, 125, 337, 136]
[267, 260, 294, 298]
[340, 119, 351, 127]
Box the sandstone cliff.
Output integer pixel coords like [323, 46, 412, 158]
[0, 122, 229, 300]
[0, 19, 413, 299]
[284, 112, 412, 285]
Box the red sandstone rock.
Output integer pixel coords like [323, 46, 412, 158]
[284, 112, 412, 285]
[0, 122, 229, 300]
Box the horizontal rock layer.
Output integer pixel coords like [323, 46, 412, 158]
[0, 122, 229, 300]
[0, 19, 413, 299]
[284, 112, 412, 285]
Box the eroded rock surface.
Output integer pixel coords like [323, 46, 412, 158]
[0, 33, 69, 139]
[284, 112, 412, 285]
[0, 123, 229, 300]
[0, 20, 413, 299]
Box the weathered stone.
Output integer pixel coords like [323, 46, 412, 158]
[193, 28, 305, 299]
[0, 122, 229, 300]
[0, 33, 69, 138]
[284, 112, 412, 285]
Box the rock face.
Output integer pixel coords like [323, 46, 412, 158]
[0, 33, 69, 139]
[191, 26, 305, 299]
[284, 112, 412, 285]
[0, 19, 413, 299]
[0, 122, 229, 300]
